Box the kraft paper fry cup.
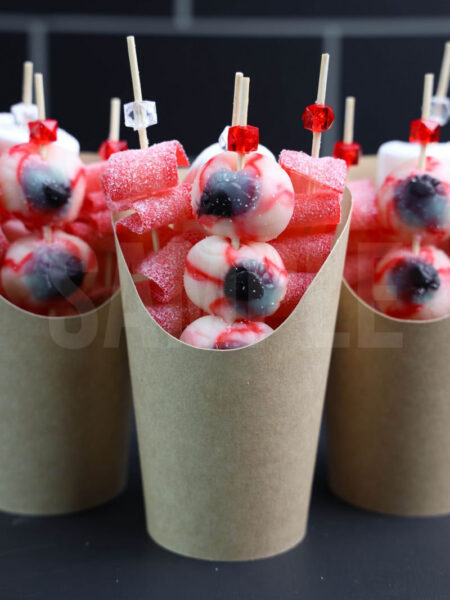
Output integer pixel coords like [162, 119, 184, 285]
[326, 156, 450, 517]
[0, 292, 131, 515]
[115, 191, 351, 561]
[0, 151, 131, 516]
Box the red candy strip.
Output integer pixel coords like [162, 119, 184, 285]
[279, 150, 347, 195]
[277, 272, 315, 317]
[286, 191, 341, 231]
[136, 234, 196, 304]
[146, 299, 203, 338]
[272, 232, 334, 272]
[118, 183, 193, 234]
[84, 161, 107, 195]
[347, 179, 379, 232]
[102, 140, 189, 207]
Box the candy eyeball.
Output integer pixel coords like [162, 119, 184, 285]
[184, 235, 288, 322]
[373, 245, 450, 320]
[377, 159, 450, 243]
[191, 151, 294, 242]
[180, 315, 273, 349]
[1, 230, 97, 311]
[0, 143, 85, 227]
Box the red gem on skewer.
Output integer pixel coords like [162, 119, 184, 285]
[409, 118, 441, 144]
[28, 119, 58, 145]
[302, 103, 335, 133]
[227, 125, 259, 154]
[98, 139, 129, 160]
[333, 141, 362, 166]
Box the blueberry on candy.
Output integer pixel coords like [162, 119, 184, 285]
[391, 258, 440, 303]
[224, 259, 280, 318]
[394, 174, 448, 230]
[26, 248, 86, 301]
[22, 163, 72, 214]
[198, 168, 260, 218]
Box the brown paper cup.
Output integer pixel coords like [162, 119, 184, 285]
[326, 157, 450, 517]
[115, 191, 351, 561]
[0, 292, 131, 516]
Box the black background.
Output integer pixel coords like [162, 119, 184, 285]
[0, 1, 449, 157]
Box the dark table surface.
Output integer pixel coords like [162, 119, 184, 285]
[1, 429, 449, 600]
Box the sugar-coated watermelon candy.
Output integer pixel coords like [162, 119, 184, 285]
[84, 161, 107, 195]
[1, 230, 97, 312]
[118, 183, 193, 234]
[279, 150, 347, 195]
[180, 315, 273, 349]
[277, 272, 315, 318]
[184, 235, 287, 322]
[287, 191, 341, 231]
[373, 245, 450, 320]
[347, 179, 379, 232]
[102, 140, 189, 209]
[272, 232, 333, 273]
[191, 151, 294, 242]
[145, 297, 203, 338]
[0, 143, 86, 227]
[136, 233, 202, 304]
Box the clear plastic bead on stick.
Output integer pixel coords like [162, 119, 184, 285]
[124, 100, 157, 131]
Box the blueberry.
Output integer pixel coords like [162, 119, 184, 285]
[223, 259, 279, 317]
[394, 174, 448, 229]
[390, 258, 440, 304]
[21, 164, 72, 213]
[198, 168, 260, 218]
[25, 248, 86, 301]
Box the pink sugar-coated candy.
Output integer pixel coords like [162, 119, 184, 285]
[146, 297, 203, 338]
[136, 234, 196, 304]
[272, 232, 333, 272]
[286, 191, 341, 231]
[102, 140, 189, 208]
[1, 218, 30, 242]
[116, 224, 176, 273]
[277, 272, 315, 318]
[180, 315, 273, 349]
[67, 209, 114, 253]
[344, 252, 380, 288]
[118, 182, 193, 235]
[279, 150, 347, 195]
[347, 228, 397, 254]
[82, 190, 108, 214]
[84, 161, 107, 195]
[347, 179, 379, 232]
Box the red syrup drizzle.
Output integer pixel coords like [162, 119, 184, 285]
[214, 320, 266, 349]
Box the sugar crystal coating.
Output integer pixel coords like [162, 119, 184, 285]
[102, 140, 189, 207]
[279, 150, 347, 195]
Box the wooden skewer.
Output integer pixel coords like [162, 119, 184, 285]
[343, 96, 355, 145]
[109, 97, 121, 142]
[34, 73, 48, 159]
[236, 76, 250, 172]
[126, 36, 158, 251]
[34, 73, 46, 120]
[231, 72, 243, 126]
[436, 41, 450, 99]
[22, 61, 33, 106]
[127, 36, 149, 150]
[311, 53, 329, 158]
[418, 73, 434, 171]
